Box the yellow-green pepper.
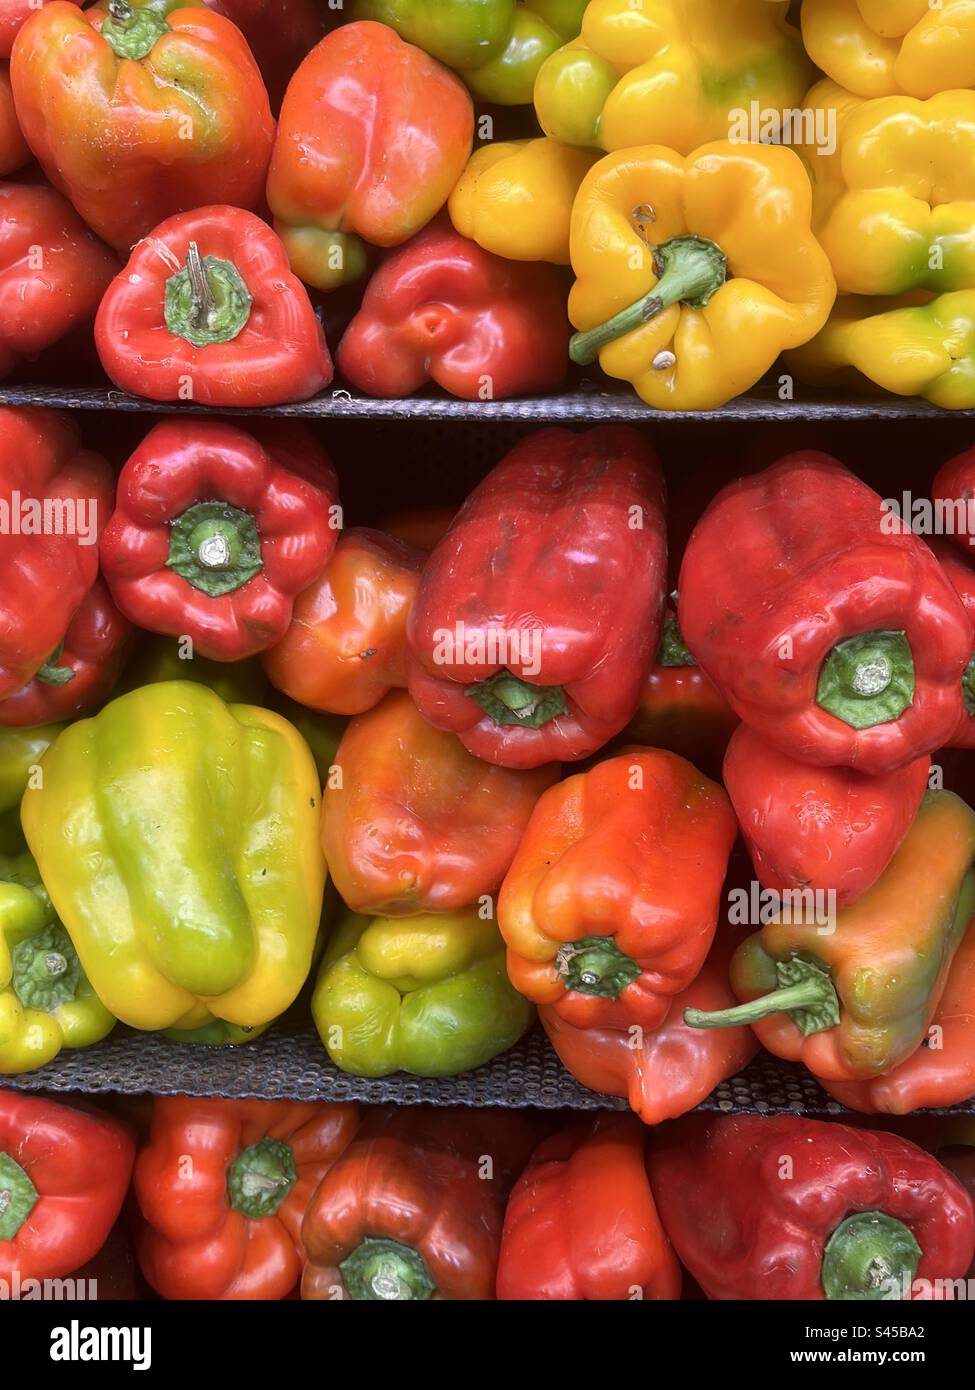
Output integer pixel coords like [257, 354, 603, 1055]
[117, 635, 269, 706]
[0, 724, 64, 853]
[0, 848, 115, 1074]
[312, 908, 534, 1077]
[801, 0, 975, 100]
[535, 0, 811, 155]
[21, 681, 326, 1033]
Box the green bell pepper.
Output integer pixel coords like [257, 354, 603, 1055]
[312, 908, 534, 1076]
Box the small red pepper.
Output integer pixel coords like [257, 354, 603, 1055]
[407, 426, 667, 769]
[100, 419, 340, 662]
[0, 1090, 135, 1283]
[724, 723, 931, 908]
[337, 220, 568, 401]
[94, 206, 332, 407]
[0, 578, 130, 726]
[649, 1114, 975, 1301]
[0, 180, 119, 379]
[497, 1116, 683, 1301]
[679, 452, 971, 774]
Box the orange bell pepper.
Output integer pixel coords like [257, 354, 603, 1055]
[321, 690, 558, 915]
[261, 528, 425, 716]
[498, 748, 737, 1030]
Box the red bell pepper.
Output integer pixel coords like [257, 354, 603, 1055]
[649, 1114, 975, 1301]
[134, 1095, 361, 1301]
[0, 0, 78, 57]
[0, 65, 27, 173]
[931, 445, 975, 553]
[724, 723, 930, 909]
[407, 426, 667, 769]
[0, 578, 130, 726]
[262, 528, 425, 715]
[301, 1105, 547, 1300]
[929, 540, 975, 748]
[337, 220, 568, 401]
[202, 0, 327, 111]
[0, 181, 119, 380]
[100, 418, 339, 662]
[497, 1116, 682, 1301]
[0, 1090, 134, 1283]
[0, 407, 114, 700]
[94, 206, 332, 407]
[679, 452, 972, 774]
[266, 21, 473, 291]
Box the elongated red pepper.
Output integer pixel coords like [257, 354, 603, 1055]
[497, 1117, 682, 1301]
[100, 419, 339, 662]
[0, 1090, 134, 1282]
[337, 219, 568, 401]
[0, 407, 113, 700]
[0, 579, 130, 725]
[94, 206, 332, 407]
[679, 453, 971, 774]
[407, 426, 667, 768]
[724, 723, 930, 908]
[649, 1115, 975, 1301]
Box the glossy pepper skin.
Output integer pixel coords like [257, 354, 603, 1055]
[687, 792, 975, 1082]
[932, 541, 975, 748]
[0, 0, 78, 56]
[497, 1117, 682, 1301]
[0, 68, 28, 173]
[10, 0, 274, 252]
[649, 1114, 975, 1301]
[540, 903, 758, 1125]
[338, 220, 568, 401]
[724, 724, 930, 908]
[94, 206, 332, 407]
[801, 0, 975, 100]
[536, 0, 810, 155]
[262, 529, 424, 717]
[449, 138, 597, 266]
[301, 1105, 547, 1300]
[568, 143, 836, 411]
[499, 749, 737, 1031]
[788, 290, 975, 410]
[0, 846, 115, 1073]
[100, 419, 339, 662]
[0, 1091, 134, 1282]
[0, 408, 113, 700]
[0, 579, 131, 727]
[21, 681, 326, 1033]
[803, 81, 975, 297]
[312, 908, 534, 1077]
[0, 725, 63, 820]
[0, 181, 119, 379]
[355, 0, 586, 105]
[407, 427, 667, 769]
[265, 22, 473, 292]
[679, 453, 972, 773]
[824, 912, 975, 1114]
[322, 691, 557, 916]
[134, 1096, 360, 1300]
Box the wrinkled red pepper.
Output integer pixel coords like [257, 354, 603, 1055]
[407, 426, 667, 768]
[0, 407, 114, 699]
[679, 453, 971, 774]
[100, 419, 340, 662]
[94, 206, 332, 407]
[724, 723, 931, 908]
[0, 578, 130, 725]
[337, 220, 568, 401]
[649, 1114, 975, 1301]
[0, 1090, 135, 1282]
[497, 1117, 682, 1301]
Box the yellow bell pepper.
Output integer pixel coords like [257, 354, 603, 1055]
[787, 292, 975, 410]
[801, 80, 975, 296]
[801, 0, 975, 100]
[568, 141, 837, 411]
[21, 681, 326, 1033]
[448, 137, 597, 264]
[0, 848, 115, 1074]
[534, 0, 811, 156]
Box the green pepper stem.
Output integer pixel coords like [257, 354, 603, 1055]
[821, 1212, 922, 1301]
[555, 935, 642, 1000]
[167, 502, 263, 597]
[816, 631, 915, 731]
[684, 964, 839, 1034]
[35, 645, 76, 686]
[466, 670, 569, 730]
[165, 246, 252, 349]
[12, 924, 81, 1012]
[569, 235, 728, 366]
[101, 0, 170, 60]
[226, 1137, 296, 1220]
[339, 1239, 436, 1301]
[658, 613, 697, 668]
[0, 1153, 39, 1242]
